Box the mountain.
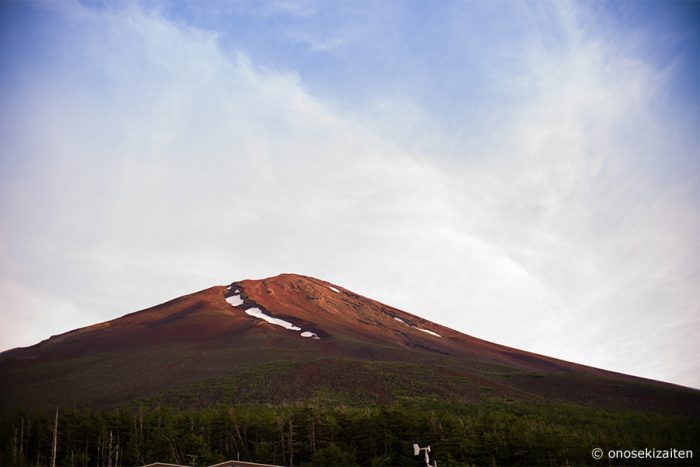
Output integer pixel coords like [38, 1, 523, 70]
[0, 273, 697, 415]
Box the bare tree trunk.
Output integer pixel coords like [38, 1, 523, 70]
[278, 419, 286, 466]
[26, 417, 31, 462]
[288, 420, 294, 467]
[167, 437, 180, 466]
[132, 415, 138, 466]
[139, 407, 144, 465]
[12, 425, 18, 465]
[230, 409, 243, 455]
[20, 418, 25, 458]
[115, 435, 120, 467]
[309, 419, 316, 456]
[50, 408, 59, 467]
[107, 431, 113, 467]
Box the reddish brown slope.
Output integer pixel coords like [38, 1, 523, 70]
[229, 274, 647, 379]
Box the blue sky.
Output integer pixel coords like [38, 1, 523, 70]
[1, 0, 699, 388]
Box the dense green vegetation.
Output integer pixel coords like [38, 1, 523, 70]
[1, 396, 697, 466]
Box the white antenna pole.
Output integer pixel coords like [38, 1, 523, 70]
[413, 443, 436, 467]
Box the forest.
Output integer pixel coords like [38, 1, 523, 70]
[1, 396, 697, 466]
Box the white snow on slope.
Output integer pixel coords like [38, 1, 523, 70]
[301, 331, 320, 339]
[392, 315, 441, 337]
[226, 294, 244, 307]
[245, 307, 302, 331]
[417, 328, 442, 337]
[225, 292, 320, 338]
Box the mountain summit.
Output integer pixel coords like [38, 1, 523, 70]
[1, 274, 697, 415]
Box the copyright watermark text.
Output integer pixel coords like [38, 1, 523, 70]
[592, 447, 693, 460]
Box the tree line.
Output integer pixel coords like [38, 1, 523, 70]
[1, 397, 697, 466]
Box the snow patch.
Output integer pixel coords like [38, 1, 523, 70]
[329, 286, 340, 293]
[417, 328, 442, 337]
[224, 292, 320, 339]
[245, 307, 302, 331]
[392, 315, 441, 338]
[226, 294, 244, 307]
